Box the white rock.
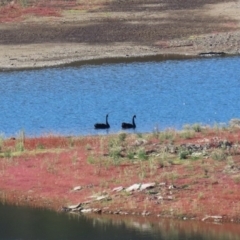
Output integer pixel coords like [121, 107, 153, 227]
[72, 186, 82, 191]
[159, 182, 166, 186]
[125, 183, 141, 192]
[112, 186, 124, 192]
[140, 182, 156, 191]
[96, 195, 108, 201]
[81, 209, 92, 213]
[67, 203, 81, 209]
[191, 152, 202, 157]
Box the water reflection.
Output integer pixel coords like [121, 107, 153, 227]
[0, 204, 240, 240]
[80, 214, 240, 240]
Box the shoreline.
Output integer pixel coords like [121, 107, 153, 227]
[0, 40, 239, 71]
[0, 43, 197, 71]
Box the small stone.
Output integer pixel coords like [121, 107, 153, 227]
[140, 182, 156, 191]
[142, 211, 150, 216]
[168, 184, 177, 189]
[72, 186, 82, 191]
[112, 186, 124, 192]
[96, 195, 109, 201]
[81, 209, 92, 213]
[126, 183, 141, 192]
[67, 203, 81, 209]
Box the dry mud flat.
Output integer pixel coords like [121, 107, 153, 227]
[0, 0, 240, 69]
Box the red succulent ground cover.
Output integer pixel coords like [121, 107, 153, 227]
[0, 0, 75, 23]
[0, 127, 240, 222]
[0, 0, 106, 23]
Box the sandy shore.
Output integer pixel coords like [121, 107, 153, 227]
[0, 0, 240, 70]
[0, 43, 186, 70]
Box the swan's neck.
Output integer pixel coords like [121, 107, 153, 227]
[132, 116, 136, 126]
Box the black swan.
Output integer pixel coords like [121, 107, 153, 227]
[94, 114, 110, 129]
[122, 115, 136, 129]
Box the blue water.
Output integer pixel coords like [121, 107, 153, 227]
[1, 56, 240, 137]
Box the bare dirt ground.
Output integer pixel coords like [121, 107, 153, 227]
[0, 0, 240, 69]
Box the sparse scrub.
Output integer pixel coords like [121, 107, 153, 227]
[190, 153, 202, 161]
[108, 136, 120, 149]
[87, 155, 96, 164]
[161, 171, 179, 182]
[71, 152, 79, 165]
[0, 134, 4, 152]
[152, 125, 160, 138]
[148, 157, 158, 176]
[179, 150, 189, 159]
[36, 143, 45, 150]
[183, 123, 204, 132]
[232, 174, 240, 184]
[137, 148, 148, 160]
[85, 144, 92, 151]
[179, 129, 195, 139]
[136, 133, 143, 138]
[159, 129, 176, 142]
[68, 137, 75, 147]
[20, 0, 29, 7]
[118, 132, 127, 142]
[3, 149, 12, 158]
[213, 122, 228, 132]
[198, 192, 205, 199]
[211, 149, 227, 161]
[192, 123, 203, 132]
[109, 146, 122, 164]
[126, 150, 135, 160]
[138, 161, 147, 179]
[15, 130, 25, 152]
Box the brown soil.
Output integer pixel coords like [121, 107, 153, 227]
[0, 0, 240, 69]
[1, 126, 240, 223]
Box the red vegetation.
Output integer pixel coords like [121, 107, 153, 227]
[1, 129, 240, 222]
[0, 1, 65, 23]
[0, 0, 106, 23]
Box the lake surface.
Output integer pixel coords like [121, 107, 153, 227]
[1, 56, 240, 137]
[1, 203, 240, 240]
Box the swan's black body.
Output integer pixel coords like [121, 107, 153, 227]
[94, 114, 110, 129]
[122, 115, 136, 129]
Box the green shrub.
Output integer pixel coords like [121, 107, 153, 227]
[179, 130, 195, 139]
[138, 148, 148, 160]
[118, 132, 127, 142]
[179, 150, 189, 159]
[127, 151, 135, 160]
[192, 123, 202, 132]
[211, 149, 226, 161]
[159, 129, 176, 142]
[87, 156, 95, 164]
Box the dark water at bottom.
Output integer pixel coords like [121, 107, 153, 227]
[0, 204, 240, 240]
